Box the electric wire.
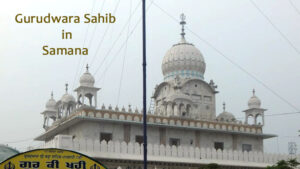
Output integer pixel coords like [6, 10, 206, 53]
[117, 0, 132, 105]
[1, 137, 34, 144]
[152, 1, 300, 112]
[289, 0, 300, 16]
[92, 0, 142, 76]
[75, 0, 107, 85]
[87, 0, 107, 48]
[236, 111, 300, 120]
[95, 0, 154, 84]
[72, 0, 98, 89]
[249, 0, 300, 56]
[89, 0, 122, 67]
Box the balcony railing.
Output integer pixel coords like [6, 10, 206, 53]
[39, 135, 300, 168]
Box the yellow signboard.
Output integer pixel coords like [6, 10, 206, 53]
[0, 148, 107, 169]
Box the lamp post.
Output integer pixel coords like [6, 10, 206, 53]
[142, 0, 147, 169]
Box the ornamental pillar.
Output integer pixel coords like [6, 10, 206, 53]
[94, 94, 97, 108]
[174, 104, 179, 116]
[167, 103, 173, 116]
[81, 92, 85, 105]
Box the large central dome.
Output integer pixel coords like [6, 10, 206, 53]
[162, 38, 205, 81]
[162, 14, 206, 81]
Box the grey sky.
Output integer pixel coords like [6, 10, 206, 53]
[0, 0, 299, 153]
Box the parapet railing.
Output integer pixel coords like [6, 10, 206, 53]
[41, 139, 300, 165]
[79, 109, 263, 134]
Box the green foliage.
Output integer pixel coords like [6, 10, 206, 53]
[202, 163, 220, 169]
[266, 159, 300, 169]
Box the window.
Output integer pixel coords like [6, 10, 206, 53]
[100, 133, 112, 142]
[242, 144, 252, 152]
[135, 135, 144, 144]
[191, 94, 201, 101]
[214, 142, 224, 150]
[204, 96, 212, 102]
[169, 138, 180, 146]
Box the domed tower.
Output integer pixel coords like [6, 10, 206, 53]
[41, 92, 57, 129]
[243, 89, 266, 125]
[74, 64, 100, 109]
[162, 14, 206, 81]
[152, 14, 218, 120]
[57, 83, 76, 118]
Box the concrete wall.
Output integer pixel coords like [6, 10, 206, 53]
[60, 121, 263, 152]
[41, 135, 300, 168]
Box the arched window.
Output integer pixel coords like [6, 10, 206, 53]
[256, 114, 263, 125]
[247, 115, 254, 125]
[84, 93, 94, 106]
[186, 104, 192, 116]
[179, 103, 185, 115]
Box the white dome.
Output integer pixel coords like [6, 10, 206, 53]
[45, 94, 57, 112]
[61, 84, 76, 103]
[217, 111, 236, 122]
[162, 38, 206, 81]
[80, 70, 95, 87]
[248, 89, 261, 109]
[61, 93, 76, 103]
[217, 103, 235, 122]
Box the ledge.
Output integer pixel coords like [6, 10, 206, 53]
[35, 110, 276, 141]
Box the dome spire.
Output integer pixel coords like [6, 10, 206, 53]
[65, 83, 68, 93]
[86, 64, 89, 72]
[223, 102, 226, 111]
[51, 91, 53, 99]
[180, 13, 186, 40]
[252, 88, 255, 96]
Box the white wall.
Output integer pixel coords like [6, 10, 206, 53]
[60, 120, 263, 152]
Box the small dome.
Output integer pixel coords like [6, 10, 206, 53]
[217, 111, 236, 122]
[248, 89, 261, 109]
[80, 64, 95, 87]
[217, 103, 236, 122]
[61, 93, 75, 103]
[61, 84, 76, 103]
[45, 92, 57, 112]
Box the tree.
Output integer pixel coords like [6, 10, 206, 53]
[266, 159, 300, 169]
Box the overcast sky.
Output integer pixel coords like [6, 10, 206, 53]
[0, 0, 300, 153]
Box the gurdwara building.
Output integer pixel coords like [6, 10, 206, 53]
[35, 16, 299, 169]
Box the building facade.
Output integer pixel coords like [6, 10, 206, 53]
[35, 15, 299, 169]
